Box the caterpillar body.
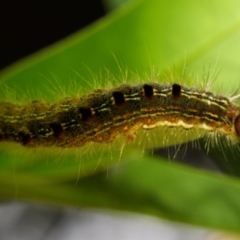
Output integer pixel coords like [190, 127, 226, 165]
[1, 81, 240, 149]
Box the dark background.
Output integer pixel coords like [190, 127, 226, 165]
[0, 0, 106, 70]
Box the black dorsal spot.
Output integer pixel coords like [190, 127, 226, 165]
[113, 91, 125, 108]
[18, 130, 31, 145]
[143, 84, 154, 99]
[50, 121, 63, 137]
[79, 107, 93, 122]
[172, 83, 181, 97]
[234, 114, 240, 137]
[0, 132, 3, 141]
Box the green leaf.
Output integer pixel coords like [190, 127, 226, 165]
[103, 0, 132, 10]
[1, 0, 240, 234]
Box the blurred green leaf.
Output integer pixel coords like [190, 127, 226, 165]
[1, 0, 240, 233]
[103, 0, 132, 10]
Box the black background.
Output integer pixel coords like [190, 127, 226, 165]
[0, 0, 106, 70]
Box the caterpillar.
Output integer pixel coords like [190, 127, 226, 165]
[1, 80, 240, 150]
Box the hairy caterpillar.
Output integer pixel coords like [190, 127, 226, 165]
[1, 75, 240, 151]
